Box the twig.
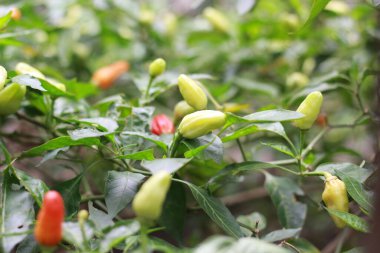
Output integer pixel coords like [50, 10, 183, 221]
[15, 112, 48, 130]
[321, 228, 352, 253]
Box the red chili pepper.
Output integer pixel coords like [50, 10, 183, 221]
[151, 114, 175, 135]
[34, 190, 65, 247]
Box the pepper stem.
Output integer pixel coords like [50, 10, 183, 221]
[168, 132, 183, 158]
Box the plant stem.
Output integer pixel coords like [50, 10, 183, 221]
[168, 132, 182, 158]
[301, 128, 327, 159]
[79, 220, 90, 250]
[236, 138, 247, 161]
[298, 130, 305, 174]
[80, 194, 104, 203]
[144, 76, 154, 99]
[197, 81, 223, 110]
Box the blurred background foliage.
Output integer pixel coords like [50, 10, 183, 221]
[0, 0, 378, 251]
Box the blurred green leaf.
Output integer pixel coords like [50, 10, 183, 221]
[104, 171, 145, 218]
[186, 183, 244, 238]
[265, 174, 307, 228]
[55, 174, 83, 218]
[22, 136, 100, 157]
[0, 168, 34, 253]
[141, 158, 191, 174]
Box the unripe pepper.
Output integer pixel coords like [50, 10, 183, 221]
[322, 173, 349, 228]
[203, 7, 231, 34]
[178, 74, 207, 110]
[286, 72, 309, 89]
[178, 110, 226, 139]
[92, 61, 129, 89]
[34, 191, 65, 246]
[132, 171, 172, 220]
[0, 66, 7, 90]
[0, 83, 27, 116]
[174, 100, 195, 123]
[151, 114, 175, 135]
[149, 58, 166, 77]
[293, 91, 323, 130]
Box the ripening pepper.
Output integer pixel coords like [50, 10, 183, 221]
[178, 74, 207, 110]
[286, 72, 309, 89]
[92, 61, 130, 89]
[11, 8, 22, 21]
[174, 100, 195, 123]
[34, 191, 65, 246]
[0, 66, 26, 116]
[203, 7, 231, 34]
[316, 113, 328, 128]
[178, 110, 226, 139]
[149, 58, 166, 77]
[151, 114, 175, 135]
[293, 91, 323, 130]
[322, 173, 349, 228]
[132, 171, 172, 220]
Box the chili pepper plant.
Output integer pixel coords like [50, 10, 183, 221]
[0, 1, 378, 253]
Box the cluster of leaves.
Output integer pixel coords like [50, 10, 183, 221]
[0, 0, 378, 253]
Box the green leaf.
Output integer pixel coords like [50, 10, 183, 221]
[159, 181, 186, 243]
[16, 235, 39, 253]
[39, 79, 75, 98]
[326, 209, 369, 233]
[183, 133, 223, 162]
[11, 167, 49, 207]
[234, 77, 278, 97]
[64, 79, 98, 99]
[63, 222, 95, 250]
[0, 139, 12, 164]
[116, 149, 155, 161]
[22, 136, 100, 157]
[335, 170, 373, 213]
[89, 201, 114, 231]
[194, 236, 291, 253]
[12, 75, 46, 92]
[99, 221, 140, 253]
[265, 174, 307, 228]
[237, 212, 266, 236]
[0, 168, 34, 253]
[316, 163, 372, 183]
[243, 109, 304, 122]
[208, 161, 290, 190]
[105, 171, 145, 218]
[300, 0, 332, 32]
[121, 131, 168, 152]
[73, 117, 119, 132]
[186, 183, 244, 238]
[228, 237, 291, 252]
[55, 175, 83, 218]
[0, 12, 11, 30]
[261, 142, 295, 158]
[286, 238, 320, 253]
[222, 122, 287, 143]
[262, 228, 301, 242]
[68, 128, 113, 140]
[141, 158, 191, 174]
